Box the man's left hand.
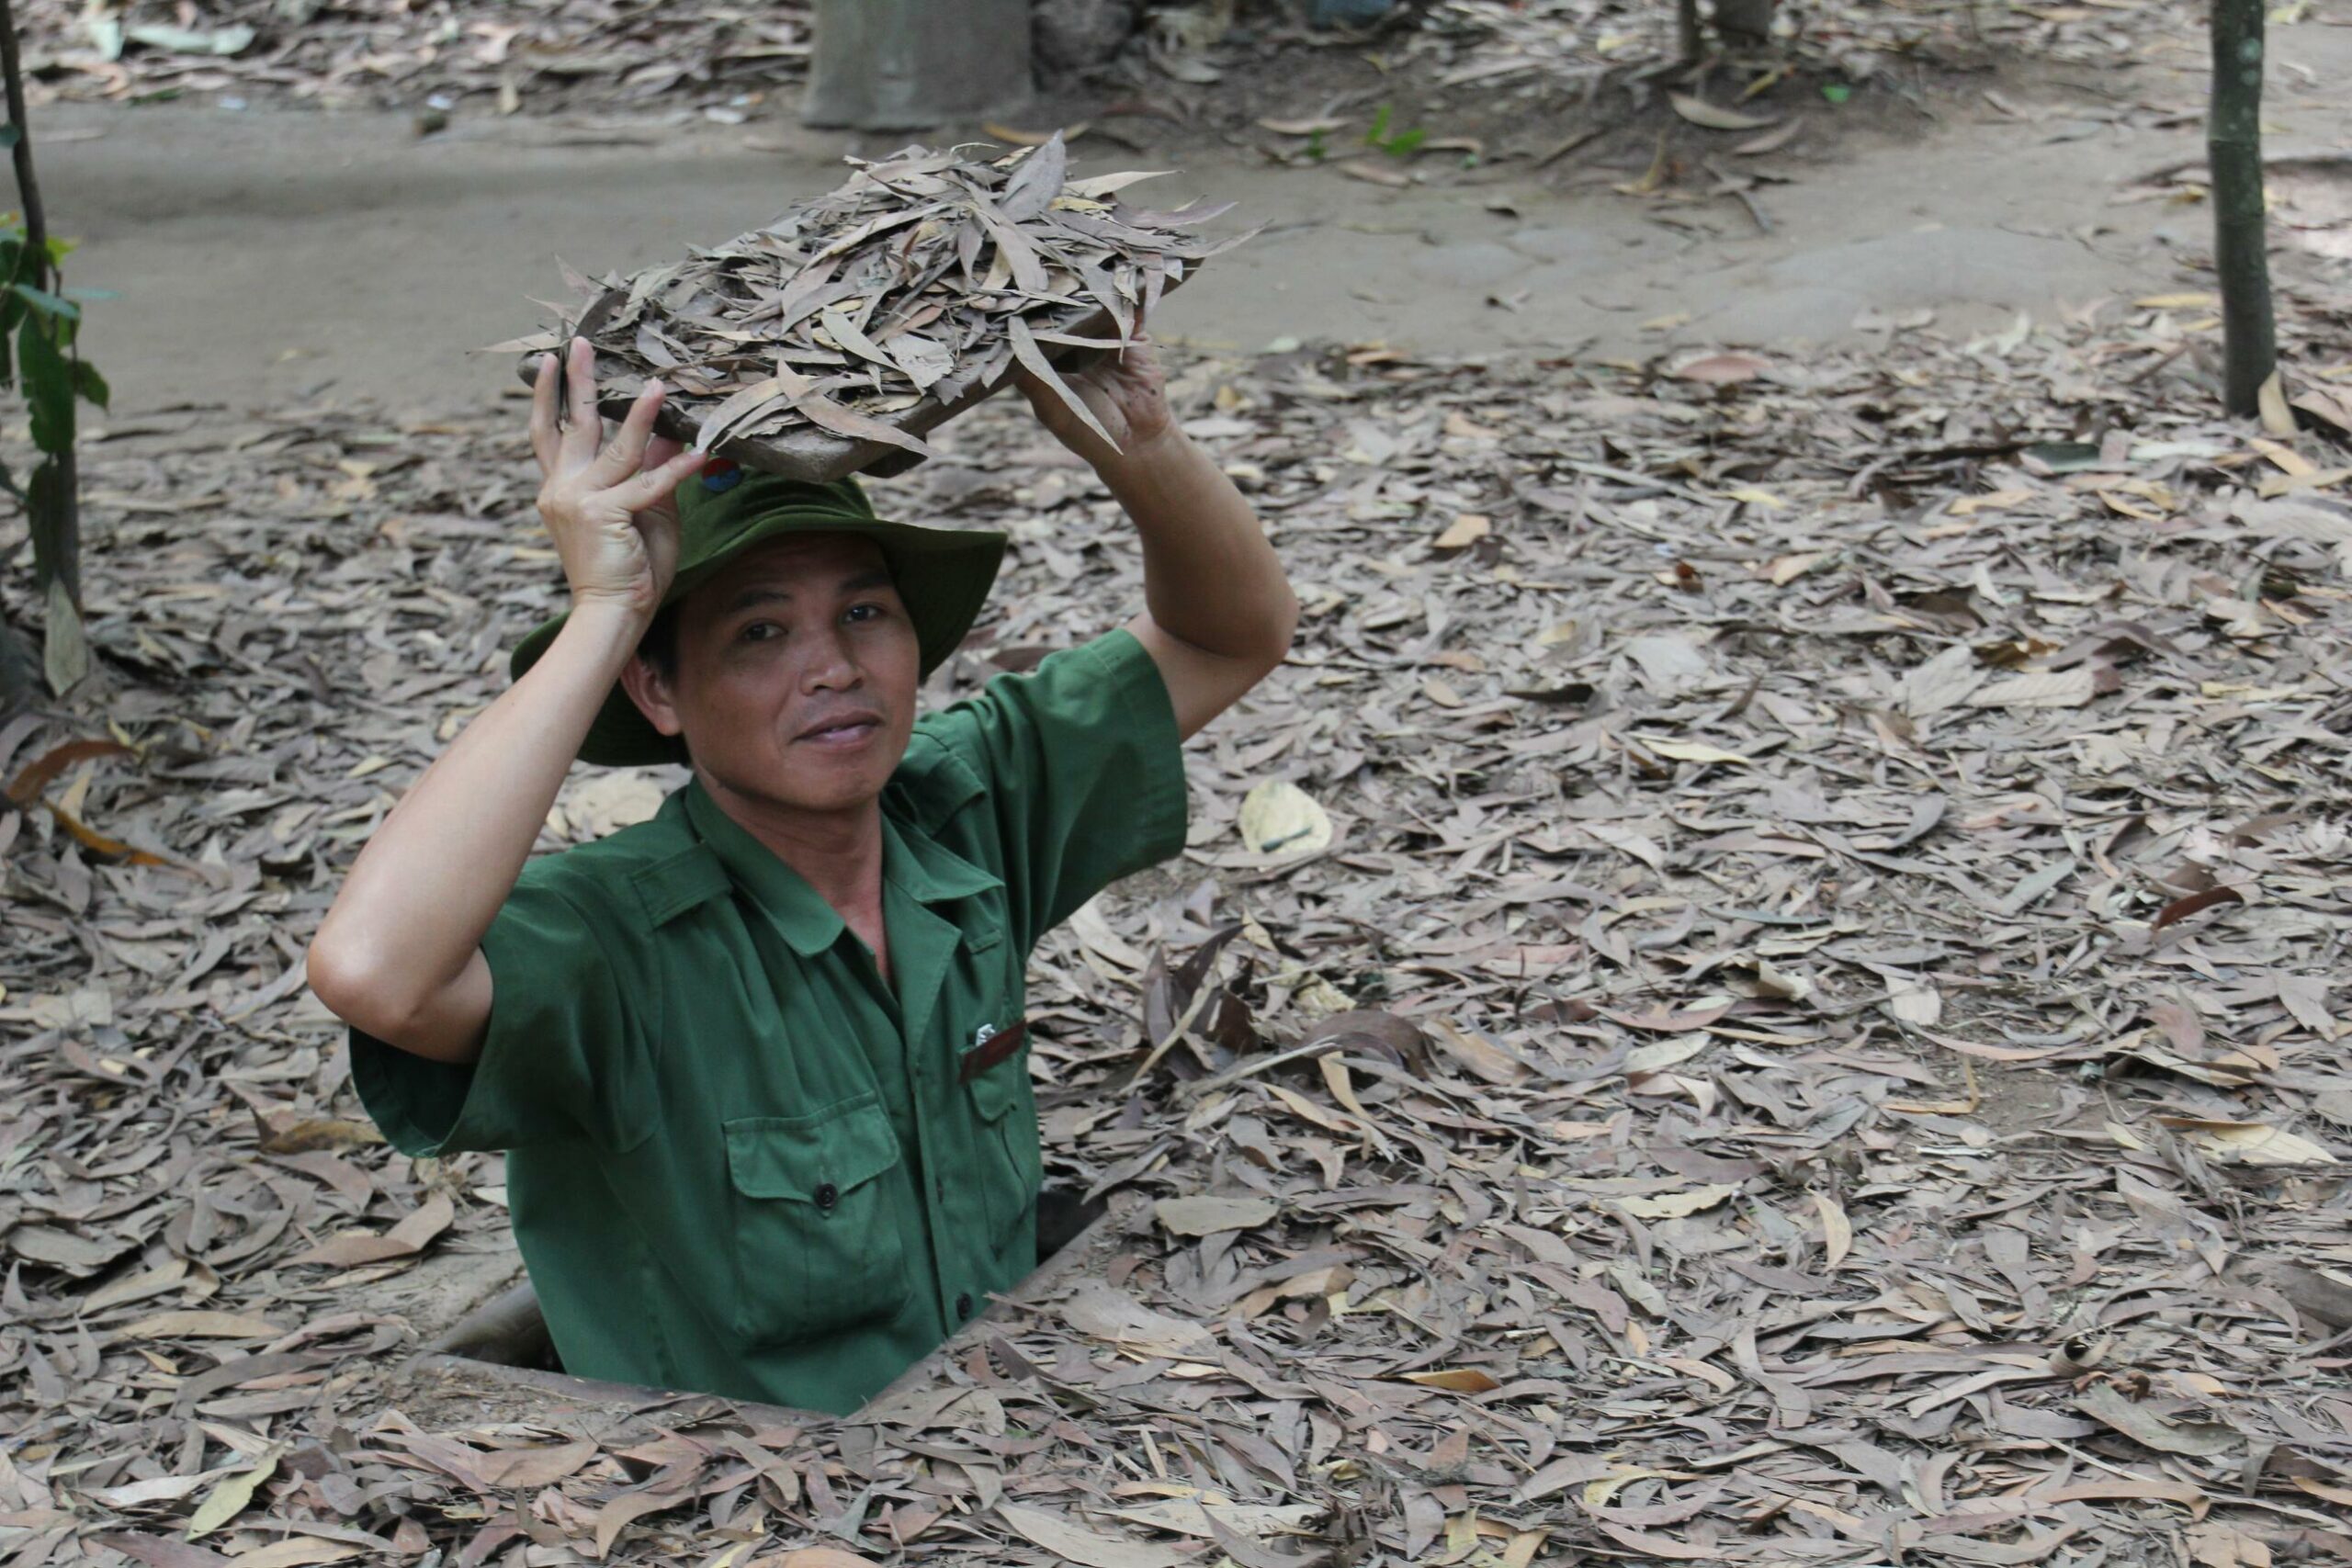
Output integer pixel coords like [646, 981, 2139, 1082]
[1014, 333, 1177, 475]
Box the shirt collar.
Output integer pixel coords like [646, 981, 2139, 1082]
[684, 781, 843, 957]
[880, 811, 1002, 906]
[681, 778, 1001, 958]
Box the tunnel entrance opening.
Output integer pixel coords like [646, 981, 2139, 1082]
[411, 1186, 1111, 1418]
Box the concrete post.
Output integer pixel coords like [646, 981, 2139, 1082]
[804, 0, 1035, 130]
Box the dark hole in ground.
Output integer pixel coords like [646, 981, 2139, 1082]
[426, 1185, 1108, 1380]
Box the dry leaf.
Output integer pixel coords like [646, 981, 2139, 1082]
[1237, 780, 1333, 856]
[1009, 312, 1119, 454]
[592, 1488, 692, 1559]
[4, 737, 135, 807]
[229, 1540, 359, 1568]
[1965, 667, 2098, 709]
[2157, 1119, 2337, 1167]
[1398, 1368, 1502, 1393]
[1062, 1282, 1212, 1357]
[1949, 487, 2035, 515]
[998, 1505, 1188, 1568]
[1884, 974, 1943, 1026]
[1427, 1019, 1529, 1084]
[2257, 369, 2297, 437]
[1813, 1191, 1852, 1269]
[187, 1452, 279, 1539]
[1257, 116, 1349, 136]
[1433, 513, 1491, 549]
[1668, 351, 1771, 384]
[473, 1439, 599, 1490]
[1154, 1195, 1278, 1235]
[1903, 644, 1989, 716]
[1731, 120, 1804, 154]
[1613, 1184, 1738, 1220]
[2077, 1382, 2242, 1456]
[2153, 886, 2246, 931]
[1637, 736, 1752, 765]
[1668, 94, 1777, 131]
[119, 1311, 285, 1339]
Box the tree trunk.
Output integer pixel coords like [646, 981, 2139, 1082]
[1713, 0, 1776, 47]
[804, 0, 1035, 130]
[2210, 0, 2276, 418]
[1034, 0, 1137, 78]
[1676, 0, 1702, 61]
[0, 0, 78, 606]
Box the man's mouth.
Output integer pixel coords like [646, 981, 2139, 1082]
[795, 711, 884, 748]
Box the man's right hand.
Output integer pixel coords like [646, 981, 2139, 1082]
[310, 338, 707, 1066]
[530, 335, 708, 618]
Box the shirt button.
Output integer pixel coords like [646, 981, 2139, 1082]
[814, 1182, 840, 1212]
[956, 1292, 974, 1320]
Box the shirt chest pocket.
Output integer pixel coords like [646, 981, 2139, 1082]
[965, 1034, 1042, 1254]
[722, 1096, 911, 1348]
[952, 919, 1041, 1255]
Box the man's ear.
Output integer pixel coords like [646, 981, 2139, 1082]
[617, 655, 685, 740]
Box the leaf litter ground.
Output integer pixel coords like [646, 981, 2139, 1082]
[10, 0, 814, 117]
[8, 0, 2192, 126]
[4, 253, 2351, 1565]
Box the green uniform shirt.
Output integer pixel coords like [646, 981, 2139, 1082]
[350, 630, 1187, 1414]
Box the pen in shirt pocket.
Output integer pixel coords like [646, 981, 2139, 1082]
[957, 1018, 1027, 1081]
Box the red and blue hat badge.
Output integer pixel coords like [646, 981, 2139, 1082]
[700, 456, 743, 493]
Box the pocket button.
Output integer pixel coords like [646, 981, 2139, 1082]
[815, 1181, 840, 1212]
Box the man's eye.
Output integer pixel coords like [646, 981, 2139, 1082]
[845, 604, 882, 625]
[741, 622, 780, 642]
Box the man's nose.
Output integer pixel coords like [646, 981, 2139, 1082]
[800, 626, 861, 691]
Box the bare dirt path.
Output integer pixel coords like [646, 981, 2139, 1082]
[40, 17, 2352, 422]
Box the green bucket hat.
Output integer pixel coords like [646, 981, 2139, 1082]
[510, 466, 1007, 767]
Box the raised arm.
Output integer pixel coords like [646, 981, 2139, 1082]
[1016, 336, 1297, 739]
[306, 339, 705, 1064]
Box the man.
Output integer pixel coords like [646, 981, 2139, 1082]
[308, 333, 1295, 1413]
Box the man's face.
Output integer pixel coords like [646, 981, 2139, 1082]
[622, 533, 922, 816]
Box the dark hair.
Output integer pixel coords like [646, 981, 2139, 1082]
[637, 602, 681, 680]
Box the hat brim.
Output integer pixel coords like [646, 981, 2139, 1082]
[511, 516, 1006, 767]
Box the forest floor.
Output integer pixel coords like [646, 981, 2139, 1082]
[5, 6, 2352, 1567]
